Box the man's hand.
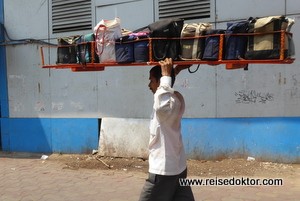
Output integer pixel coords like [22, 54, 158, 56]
[159, 58, 192, 76]
[159, 58, 173, 76]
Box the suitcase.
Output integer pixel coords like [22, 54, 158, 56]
[128, 32, 149, 62]
[94, 18, 122, 63]
[225, 20, 250, 60]
[134, 38, 149, 62]
[180, 23, 212, 60]
[115, 35, 135, 63]
[148, 18, 184, 61]
[57, 36, 80, 64]
[245, 16, 290, 60]
[202, 29, 225, 60]
[76, 33, 99, 64]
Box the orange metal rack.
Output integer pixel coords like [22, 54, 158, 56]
[40, 30, 295, 72]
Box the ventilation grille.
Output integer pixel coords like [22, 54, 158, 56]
[52, 0, 92, 34]
[158, 0, 210, 20]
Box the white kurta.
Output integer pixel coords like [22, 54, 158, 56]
[148, 76, 187, 176]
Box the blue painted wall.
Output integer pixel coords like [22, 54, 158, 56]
[0, 0, 8, 118]
[0, 0, 7, 150]
[2, 117, 299, 163]
[1, 118, 99, 153]
[182, 117, 300, 163]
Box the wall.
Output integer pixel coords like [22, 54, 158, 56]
[1, 0, 299, 162]
[1, 0, 100, 153]
[0, 0, 8, 150]
[182, 117, 300, 163]
[1, 118, 98, 153]
[213, 0, 300, 118]
[97, 0, 300, 162]
[4, 0, 300, 119]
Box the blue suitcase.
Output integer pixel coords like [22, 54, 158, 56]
[202, 29, 225, 60]
[225, 21, 249, 60]
[134, 38, 149, 62]
[129, 32, 149, 62]
[115, 35, 135, 63]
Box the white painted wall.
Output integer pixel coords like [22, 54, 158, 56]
[99, 117, 149, 158]
[4, 0, 300, 118]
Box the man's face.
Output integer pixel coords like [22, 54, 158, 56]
[148, 72, 160, 94]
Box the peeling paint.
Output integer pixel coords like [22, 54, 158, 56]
[34, 101, 45, 112]
[180, 78, 190, 88]
[52, 102, 64, 111]
[284, 74, 300, 100]
[8, 74, 25, 83]
[70, 101, 84, 111]
[12, 102, 23, 112]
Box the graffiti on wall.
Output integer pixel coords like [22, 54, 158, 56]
[235, 90, 274, 104]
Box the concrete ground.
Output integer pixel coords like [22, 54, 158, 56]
[0, 152, 299, 201]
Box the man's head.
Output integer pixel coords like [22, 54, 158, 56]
[148, 65, 175, 94]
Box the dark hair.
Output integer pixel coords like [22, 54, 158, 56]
[150, 65, 176, 87]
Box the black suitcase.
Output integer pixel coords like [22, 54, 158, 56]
[57, 36, 80, 64]
[148, 18, 184, 61]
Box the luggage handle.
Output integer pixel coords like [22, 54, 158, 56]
[188, 64, 200, 73]
[152, 39, 171, 61]
[95, 24, 107, 57]
[152, 21, 179, 61]
[76, 37, 87, 65]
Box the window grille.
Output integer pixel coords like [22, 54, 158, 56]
[52, 0, 92, 33]
[158, 0, 210, 20]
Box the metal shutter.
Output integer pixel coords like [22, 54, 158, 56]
[158, 0, 210, 20]
[52, 0, 92, 33]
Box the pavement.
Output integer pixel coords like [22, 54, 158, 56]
[0, 152, 300, 201]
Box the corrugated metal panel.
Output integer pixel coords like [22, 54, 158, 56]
[52, 0, 92, 33]
[158, 0, 210, 20]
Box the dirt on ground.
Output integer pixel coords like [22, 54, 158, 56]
[48, 153, 299, 178]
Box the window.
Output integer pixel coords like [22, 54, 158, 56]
[52, 0, 92, 33]
[158, 0, 210, 20]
